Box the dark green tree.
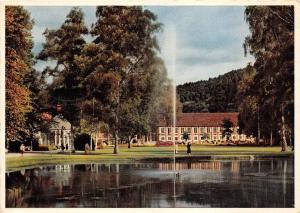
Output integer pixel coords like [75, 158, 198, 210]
[79, 6, 162, 154]
[221, 119, 233, 141]
[243, 6, 294, 151]
[37, 7, 88, 150]
[182, 131, 189, 143]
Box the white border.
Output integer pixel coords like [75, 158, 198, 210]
[0, 1, 299, 213]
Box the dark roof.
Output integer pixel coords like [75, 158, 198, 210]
[159, 113, 239, 127]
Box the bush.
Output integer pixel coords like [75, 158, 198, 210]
[37, 145, 49, 151]
[23, 139, 39, 151]
[74, 133, 95, 150]
[8, 141, 22, 152]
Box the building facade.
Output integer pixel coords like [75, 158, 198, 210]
[37, 115, 72, 149]
[158, 113, 249, 144]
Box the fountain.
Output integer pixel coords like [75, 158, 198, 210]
[163, 24, 177, 207]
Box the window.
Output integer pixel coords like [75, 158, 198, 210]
[194, 136, 198, 141]
[187, 128, 191, 133]
[200, 127, 204, 133]
[161, 128, 165, 134]
[175, 137, 179, 141]
[181, 128, 184, 133]
[213, 136, 217, 140]
[200, 134, 204, 140]
[175, 128, 179, 133]
[168, 136, 172, 141]
[207, 127, 210, 133]
[213, 127, 217, 133]
[194, 128, 198, 133]
[160, 136, 165, 141]
[167, 128, 171, 135]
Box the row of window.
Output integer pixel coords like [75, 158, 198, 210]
[160, 127, 236, 134]
[160, 134, 245, 142]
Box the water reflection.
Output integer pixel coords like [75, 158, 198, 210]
[6, 158, 294, 208]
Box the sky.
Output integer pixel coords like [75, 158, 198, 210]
[25, 6, 254, 85]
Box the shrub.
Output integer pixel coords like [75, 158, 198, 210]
[74, 133, 95, 150]
[8, 141, 22, 152]
[37, 145, 49, 151]
[23, 139, 39, 151]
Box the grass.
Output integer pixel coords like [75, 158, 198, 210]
[6, 145, 294, 171]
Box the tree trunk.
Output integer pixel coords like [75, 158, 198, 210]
[70, 124, 74, 152]
[114, 81, 120, 154]
[114, 130, 119, 154]
[281, 104, 287, 152]
[128, 136, 131, 149]
[270, 130, 273, 146]
[257, 105, 260, 145]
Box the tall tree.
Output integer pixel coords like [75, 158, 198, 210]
[5, 6, 34, 143]
[79, 6, 162, 154]
[37, 7, 88, 149]
[243, 6, 294, 151]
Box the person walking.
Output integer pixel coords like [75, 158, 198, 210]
[20, 143, 25, 157]
[175, 142, 179, 154]
[187, 142, 191, 156]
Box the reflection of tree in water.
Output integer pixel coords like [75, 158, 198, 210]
[6, 187, 25, 207]
[5, 159, 294, 207]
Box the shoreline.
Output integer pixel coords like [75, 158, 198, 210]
[6, 146, 294, 172]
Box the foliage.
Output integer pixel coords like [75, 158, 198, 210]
[5, 6, 34, 142]
[7, 141, 22, 152]
[37, 7, 88, 126]
[78, 6, 164, 153]
[182, 132, 189, 141]
[177, 69, 244, 113]
[221, 119, 233, 141]
[243, 6, 294, 151]
[74, 133, 95, 150]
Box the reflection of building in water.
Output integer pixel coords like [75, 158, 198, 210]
[5, 160, 294, 208]
[230, 160, 240, 183]
[54, 165, 72, 191]
[158, 161, 221, 171]
[231, 160, 240, 173]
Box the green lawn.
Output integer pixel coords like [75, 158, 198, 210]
[6, 145, 293, 171]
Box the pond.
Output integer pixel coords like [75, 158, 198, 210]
[6, 158, 294, 208]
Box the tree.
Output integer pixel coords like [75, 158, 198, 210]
[177, 69, 244, 113]
[37, 7, 88, 150]
[237, 64, 259, 139]
[5, 6, 34, 143]
[80, 6, 162, 154]
[243, 6, 294, 151]
[182, 132, 189, 143]
[221, 119, 233, 141]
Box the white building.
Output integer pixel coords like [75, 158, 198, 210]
[37, 115, 72, 149]
[158, 112, 251, 144]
